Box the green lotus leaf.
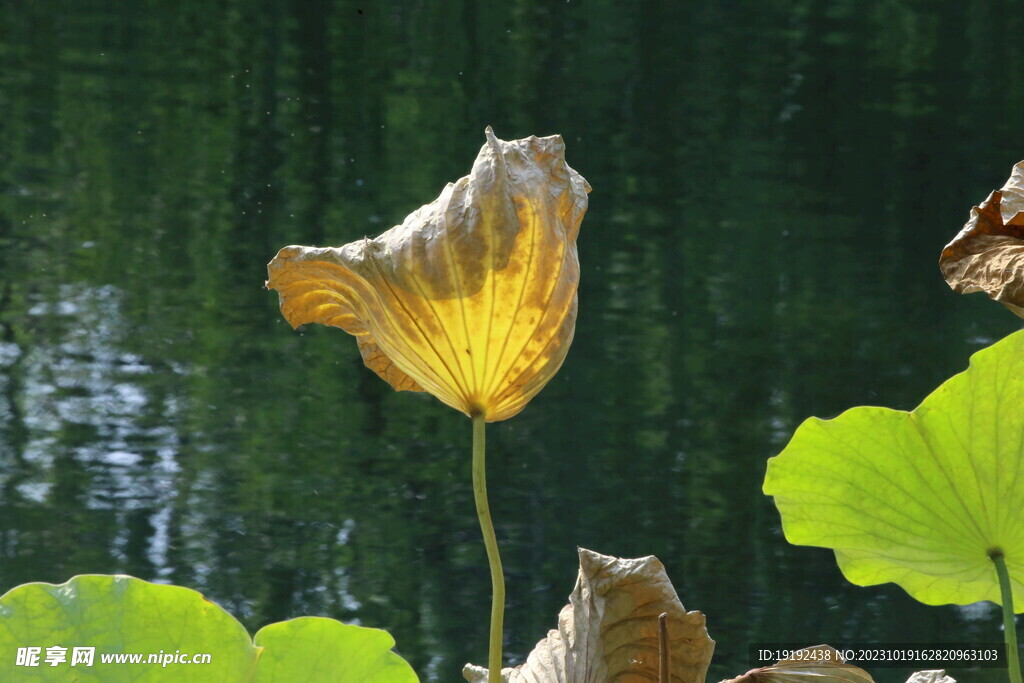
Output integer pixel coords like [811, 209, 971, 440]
[0, 575, 418, 682]
[253, 616, 418, 683]
[763, 329, 1024, 610]
[0, 574, 255, 681]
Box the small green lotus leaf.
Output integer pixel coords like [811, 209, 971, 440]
[0, 574, 257, 681]
[253, 616, 418, 682]
[0, 575, 418, 682]
[763, 329, 1024, 610]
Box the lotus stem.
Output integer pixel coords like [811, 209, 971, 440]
[991, 550, 1021, 683]
[658, 612, 671, 682]
[472, 414, 504, 683]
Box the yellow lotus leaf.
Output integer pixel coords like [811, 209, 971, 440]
[266, 128, 590, 422]
[939, 160, 1024, 317]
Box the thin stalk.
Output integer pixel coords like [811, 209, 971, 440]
[472, 414, 504, 683]
[658, 612, 671, 683]
[992, 550, 1022, 683]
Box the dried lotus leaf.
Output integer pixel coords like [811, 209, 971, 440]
[940, 161, 1024, 317]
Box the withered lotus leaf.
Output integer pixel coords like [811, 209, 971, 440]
[266, 127, 590, 422]
[904, 673, 956, 683]
[940, 160, 1024, 317]
[463, 548, 715, 683]
[722, 646, 874, 683]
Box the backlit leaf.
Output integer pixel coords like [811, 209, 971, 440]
[0, 575, 417, 682]
[253, 617, 417, 683]
[763, 330, 1024, 610]
[267, 127, 591, 422]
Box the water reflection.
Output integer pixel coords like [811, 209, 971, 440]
[2, 1, 1022, 681]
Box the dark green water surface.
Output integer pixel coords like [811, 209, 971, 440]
[2, 2, 1023, 681]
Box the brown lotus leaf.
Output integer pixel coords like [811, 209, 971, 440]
[939, 160, 1024, 317]
[904, 672, 956, 683]
[463, 548, 715, 683]
[266, 127, 590, 421]
[723, 646, 874, 683]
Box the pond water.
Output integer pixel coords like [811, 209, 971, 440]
[2, 2, 1022, 681]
